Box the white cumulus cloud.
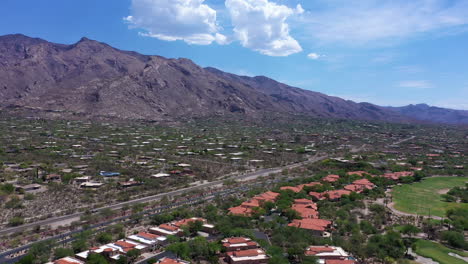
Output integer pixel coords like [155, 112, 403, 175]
[125, 0, 226, 45]
[307, 53, 321, 60]
[225, 0, 302, 56]
[398, 80, 434, 89]
[305, 0, 468, 45]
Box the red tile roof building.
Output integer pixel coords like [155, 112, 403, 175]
[222, 237, 259, 252]
[309, 191, 325, 201]
[288, 218, 332, 235]
[253, 191, 280, 202]
[322, 190, 352, 200]
[382, 171, 414, 181]
[228, 192, 279, 216]
[150, 217, 209, 236]
[305, 245, 351, 260]
[344, 179, 375, 193]
[47, 257, 84, 264]
[280, 182, 322, 193]
[226, 249, 269, 264]
[222, 237, 269, 264]
[322, 174, 340, 183]
[280, 186, 302, 193]
[291, 199, 319, 219]
[172, 217, 206, 228]
[346, 171, 370, 177]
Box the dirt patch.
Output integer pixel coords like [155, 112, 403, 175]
[437, 188, 450, 194]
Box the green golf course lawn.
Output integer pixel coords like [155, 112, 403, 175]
[392, 176, 468, 217]
[414, 240, 468, 264]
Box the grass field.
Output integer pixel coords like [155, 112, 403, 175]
[392, 176, 468, 217]
[414, 240, 468, 264]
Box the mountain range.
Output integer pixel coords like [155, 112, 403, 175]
[386, 104, 468, 125]
[0, 34, 466, 125]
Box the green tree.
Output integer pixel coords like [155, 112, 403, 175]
[20, 240, 55, 264]
[441, 231, 467, 249]
[72, 239, 88, 253]
[283, 208, 300, 221]
[167, 242, 190, 260]
[151, 213, 174, 225]
[8, 216, 24, 227]
[115, 256, 128, 264]
[15, 254, 34, 264]
[400, 224, 421, 236]
[127, 249, 141, 261]
[54, 247, 74, 259]
[96, 232, 113, 244]
[86, 253, 109, 264]
[0, 183, 15, 194]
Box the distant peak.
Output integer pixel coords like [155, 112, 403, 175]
[415, 103, 429, 107]
[77, 37, 93, 43]
[73, 37, 109, 49]
[0, 33, 47, 45]
[4, 33, 29, 38]
[0, 33, 32, 40]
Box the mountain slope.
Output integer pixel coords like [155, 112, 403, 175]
[205, 67, 405, 122]
[387, 104, 468, 125]
[0, 34, 415, 122]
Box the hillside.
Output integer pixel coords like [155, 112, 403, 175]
[0, 34, 426, 123]
[387, 104, 468, 125]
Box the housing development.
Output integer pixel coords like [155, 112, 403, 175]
[0, 115, 466, 264]
[1, 3, 468, 262]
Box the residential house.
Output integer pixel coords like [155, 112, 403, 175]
[157, 257, 190, 264]
[382, 171, 414, 181]
[288, 219, 332, 236]
[46, 257, 84, 264]
[291, 199, 319, 219]
[280, 186, 302, 193]
[322, 175, 340, 183]
[344, 179, 375, 193]
[15, 184, 41, 192]
[118, 180, 140, 188]
[322, 190, 352, 201]
[80, 182, 104, 189]
[226, 249, 269, 264]
[127, 232, 167, 250]
[222, 237, 259, 252]
[280, 182, 321, 193]
[346, 171, 370, 177]
[305, 246, 350, 260]
[99, 171, 121, 177]
[228, 192, 279, 217]
[150, 223, 181, 237]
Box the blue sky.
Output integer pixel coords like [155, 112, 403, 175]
[1, 0, 468, 109]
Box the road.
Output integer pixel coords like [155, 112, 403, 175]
[389, 135, 415, 146]
[0, 156, 327, 264]
[0, 184, 253, 263]
[0, 155, 327, 236]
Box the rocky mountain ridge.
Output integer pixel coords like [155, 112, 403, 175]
[0, 34, 464, 124]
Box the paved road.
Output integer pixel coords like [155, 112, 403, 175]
[0, 155, 326, 236]
[389, 135, 415, 146]
[0, 185, 251, 263]
[0, 159, 326, 264]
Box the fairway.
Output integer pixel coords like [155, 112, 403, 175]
[392, 176, 468, 217]
[414, 240, 468, 264]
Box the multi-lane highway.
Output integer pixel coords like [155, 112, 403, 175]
[0, 155, 327, 263]
[0, 155, 326, 236]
